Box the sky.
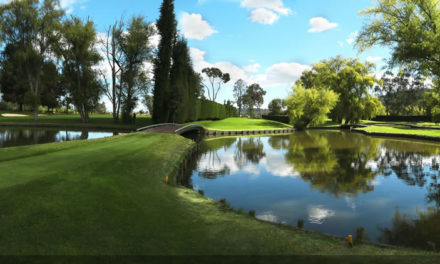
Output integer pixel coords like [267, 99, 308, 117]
[2, 0, 391, 110]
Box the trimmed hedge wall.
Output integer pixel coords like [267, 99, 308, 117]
[372, 115, 432, 122]
[179, 99, 237, 123]
[262, 115, 290, 125]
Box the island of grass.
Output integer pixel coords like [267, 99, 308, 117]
[0, 111, 153, 131]
[188, 117, 292, 131]
[356, 125, 440, 139]
[0, 132, 434, 255]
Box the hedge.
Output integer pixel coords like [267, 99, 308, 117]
[372, 115, 432, 122]
[262, 115, 290, 125]
[176, 99, 237, 123]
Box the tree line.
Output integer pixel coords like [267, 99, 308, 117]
[0, 0, 239, 124]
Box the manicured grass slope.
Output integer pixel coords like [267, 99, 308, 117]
[0, 112, 153, 130]
[360, 126, 440, 137]
[0, 133, 430, 255]
[189, 117, 291, 131]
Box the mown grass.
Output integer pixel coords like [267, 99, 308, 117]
[0, 112, 153, 130]
[0, 132, 434, 255]
[189, 117, 292, 131]
[359, 126, 440, 137]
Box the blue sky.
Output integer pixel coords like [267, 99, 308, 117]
[58, 0, 390, 109]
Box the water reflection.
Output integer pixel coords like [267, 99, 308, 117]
[188, 131, 440, 247]
[0, 127, 119, 148]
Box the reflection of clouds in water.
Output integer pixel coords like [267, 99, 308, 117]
[261, 151, 297, 178]
[197, 152, 239, 174]
[344, 196, 357, 210]
[243, 164, 260, 176]
[256, 212, 278, 223]
[308, 206, 335, 224]
[369, 178, 381, 186]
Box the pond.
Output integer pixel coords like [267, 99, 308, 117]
[187, 130, 440, 249]
[0, 127, 119, 148]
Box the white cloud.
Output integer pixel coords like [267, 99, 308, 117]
[60, 0, 87, 14]
[180, 13, 217, 40]
[243, 63, 261, 73]
[250, 8, 279, 25]
[241, 0, 291, 15]
[241, 0, 291, 25]
[346, 31, 359, 45]
[190, 47, 310, 88]
[366, 56, 383, 63]
[308, 206, 335, 224]
[338, 41, 344, 47]
[308, 17, 338, 33]
[255, 62, 311, 87]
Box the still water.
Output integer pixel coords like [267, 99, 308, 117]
[188, 130, 440, 249]
[0, 127, 119, 148]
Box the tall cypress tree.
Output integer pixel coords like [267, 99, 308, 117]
[153, 0, 177, 123]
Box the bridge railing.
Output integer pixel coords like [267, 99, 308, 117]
[174, 125, 205, 135]
[136, 123, 178, 132]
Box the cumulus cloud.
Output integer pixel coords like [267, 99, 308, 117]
[255, 62, 311, 87]
[241, 0, 291, 15]
[180, 13, 217, 40]
[60, 0, 87, 14]
[308, 17, 338, 33]
[190, 47, 310, 88]
[346, 31, 359, 45]
[250, 8, 279, 25]
[241, 0, 292, 25]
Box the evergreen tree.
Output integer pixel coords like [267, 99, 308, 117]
[153, 0, 177, 123]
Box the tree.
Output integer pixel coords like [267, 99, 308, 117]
[153, 0, 177, 123]
[57, 17, 102, 123]
[233, 79, 246, 116]
[298, 56, 380, 124]
[201, 67, 230, 102]
[0, 0, 64, 120]
[285, 85, 339, 129]
[357, 0, 440, 78]
[375, 71, 428, 115]
[243, 83, 266, 118]
[0, 43, 27, 111]
[117, 16, 154, 123]
[100, 20, 124, 121]
[268, 99, 285, 115]
[40, 61, 63, 112]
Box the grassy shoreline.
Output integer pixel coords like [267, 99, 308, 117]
[0, 132, 434, 255]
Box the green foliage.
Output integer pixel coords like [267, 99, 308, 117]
[268, 99, 285, 115]
[362, 96, 386, 120]
[233, 79, 246, 116]
[358, 0, 440, 77]
[0, 0, 64, 119]
[58, 17, 102, 123]
[243, 83, 266, 118]
[376, 71, 429, 115]
[424, 89, 440, 123]
[298, 56, 380, 124]
[116, 16, 154, 123]
[152, 0, 177, 123]
[285, 85, 339, 129]
[202, 67, 231, 102]
[93, 102, 107, 114]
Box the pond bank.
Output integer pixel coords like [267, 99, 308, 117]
[0, 132, 432, 255]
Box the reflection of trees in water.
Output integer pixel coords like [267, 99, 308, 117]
[378, 208, 440, 251]
[282, 131, 382, 197]
[0, 128, 60, 148]
[195, 137, 266, 180]
[376, 140, 440, 206]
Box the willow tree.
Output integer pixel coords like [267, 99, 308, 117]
[298, 56, 382, 124]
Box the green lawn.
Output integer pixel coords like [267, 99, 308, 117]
[358, 126, 440, 137]
[189, 117, 292, 131]
[0, 132, 434, 255]
[0, 112, 153, 130]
